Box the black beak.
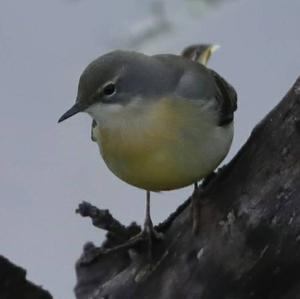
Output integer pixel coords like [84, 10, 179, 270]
[58, 102, 85, 123]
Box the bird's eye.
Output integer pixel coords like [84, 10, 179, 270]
[103, 82, 116, 96]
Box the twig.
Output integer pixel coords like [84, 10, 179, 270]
[76, 202, 141, 244]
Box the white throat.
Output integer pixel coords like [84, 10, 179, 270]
[86, 103, 122, 125]
[85, 98, 148, 129]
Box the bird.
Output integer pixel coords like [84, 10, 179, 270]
[58, 44, 237, 256]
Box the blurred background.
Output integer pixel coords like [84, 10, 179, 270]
[1, 0, 300, 298]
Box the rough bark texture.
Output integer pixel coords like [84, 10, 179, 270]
[0, 255, 53, 299]
[75, 77, 300, 299]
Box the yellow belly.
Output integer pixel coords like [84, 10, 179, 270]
[93, 98, 233, 191]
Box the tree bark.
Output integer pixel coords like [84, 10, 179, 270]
[0, 255, 53, 299]
[74, 77, 300, 299]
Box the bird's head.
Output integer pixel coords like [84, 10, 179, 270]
[58, 50, 171, 125]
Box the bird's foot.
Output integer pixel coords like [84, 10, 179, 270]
[83, 224, 163, 264]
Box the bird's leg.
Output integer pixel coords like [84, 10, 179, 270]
[191, 182, 201, 233]
[144, 191, 152, 229]
[144, 190, 153, 257]
[190, 173, 216, 234]
[143, 191, 163, 260]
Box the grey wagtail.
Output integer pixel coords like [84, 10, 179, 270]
[59, 44, 237, 253]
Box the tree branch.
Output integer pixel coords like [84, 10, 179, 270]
[75, 77, 300, 299]
[0, 256, 53, 299]
[76, 201, 141, 247]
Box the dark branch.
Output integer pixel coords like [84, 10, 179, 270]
[75, 77, 300, 299]
[76, 201, 141, 246]
[0, 256, 53, 299]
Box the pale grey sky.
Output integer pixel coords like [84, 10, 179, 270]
[1, 0, 300, 298]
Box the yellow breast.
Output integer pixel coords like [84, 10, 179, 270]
[93, 97, 233, 191]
